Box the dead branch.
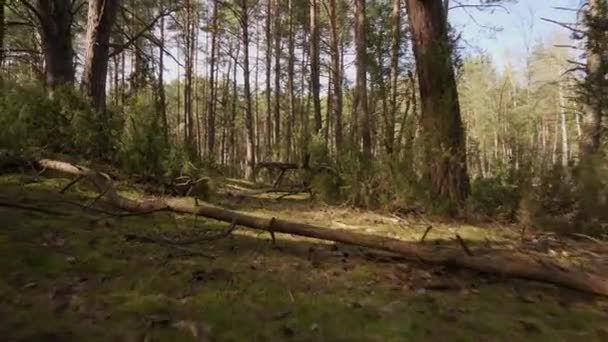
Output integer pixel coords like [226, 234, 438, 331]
[31, 158, 608, 297]
[60, 175, 85, 194]
[456, 234, 474, 256]
[420, 225, 433, 242]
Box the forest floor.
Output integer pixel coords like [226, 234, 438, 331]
[1, 172, 608, 341]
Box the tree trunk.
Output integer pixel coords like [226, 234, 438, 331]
[387, 0, 401, 154]
[273, 0, 282, 159]
[240, 0, 256, 180]
[265, 0, 273, 160]
[0, 0, 4, 68]
[183, 0, 197, 158]
[158, 2, 168, 145]
[560, 82, 569, 167]
[36, 0, 76, 90]
[310, 0, 322, 134]
[327, 0, 343, 155]
[82, 0, 119, 113]
[35, 157, 608, 297]
[405, 0, 469, 215]
[580, 0, 605, 158]
[355, 0, 372, 160]
[207, 0, 219, 160]
[286, 0, 296, 161]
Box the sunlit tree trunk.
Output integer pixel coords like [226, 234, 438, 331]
[386, 0, 401, 154]
[239, 0, 256, 180]
[405, 0, 469, 214]
[273, 0, 282, 158]
[559, 82, 569, 167]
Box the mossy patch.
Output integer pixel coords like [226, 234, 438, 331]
[1, 175, 607, 341]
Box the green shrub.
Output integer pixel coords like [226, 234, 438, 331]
[468, 176, 521, 221]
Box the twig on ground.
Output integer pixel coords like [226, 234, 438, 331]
[60, 175, 85, 194]
[420, 225, 433, 242]
[456, 234, 474, 256]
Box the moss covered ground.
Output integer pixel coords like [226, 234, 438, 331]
[1, 174, 607, 341]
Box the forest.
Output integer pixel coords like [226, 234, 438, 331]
[0, 0, 607, 340]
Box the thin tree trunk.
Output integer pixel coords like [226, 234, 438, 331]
[560, 82, 569, 167]
[273, 0, 282, 159]
[355, 0, 372, 160]
[207, 0, 219, 160]
[0, 0, 5, 68]
[285, 0, 296, 161]
[327, 0, 343, 155]
[405, 0, 469, 215]
[310, 0, 322, 134]
[265, 0, 273, 160]
[387, 0, 401, 154]
[158, 3, 168, 145]
[240, 0, 256, 180]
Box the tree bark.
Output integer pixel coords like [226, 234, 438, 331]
[34, 157, 608, 297]
[387, 0, 401, 154]
[33, 0, 76, 89]
[559, 81, 569, 167]
[355, 0, 372, 160]
[327, 0, 343, 155]
[273, 0, 282, 159]
[81, 0, 120, 113]
[0, 0, 4, 68]
[405, 0, 469, 215]
[265, 0, 273, 160]
[206, 0, 219, 160]
[286, 0, 296, 161]
[239, 0, 256, 180]
[580, 0, 605, 158]
[158, 1, 168, 145]
[310, 0, 322, 134]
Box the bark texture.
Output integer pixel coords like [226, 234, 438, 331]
[405, 0, 469, 214]
[81, 0, 120, 112]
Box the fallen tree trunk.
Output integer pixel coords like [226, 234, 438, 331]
[35, 159, 608, 296]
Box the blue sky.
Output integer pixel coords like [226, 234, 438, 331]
[450, 0, 582, 69]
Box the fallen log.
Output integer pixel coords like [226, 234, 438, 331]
[34, 158, 608, 296]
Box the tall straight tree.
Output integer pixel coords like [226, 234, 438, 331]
[273, 0, 281, 157]
[265, 0, 272, 158]
[0, 0, 4, 67]
[387, 0, 401, 154]
[580, 0, 606, 158]
[310, 0, 322, 134]
[405, 0, 469, 214]
[285, 0, 296, 160]
[206, 0, 219, 159]
[326, 0, 343, 155]
[82, 0, 120, 112]
[235, 0, 256, 180]
[355, 0, 371, 159]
